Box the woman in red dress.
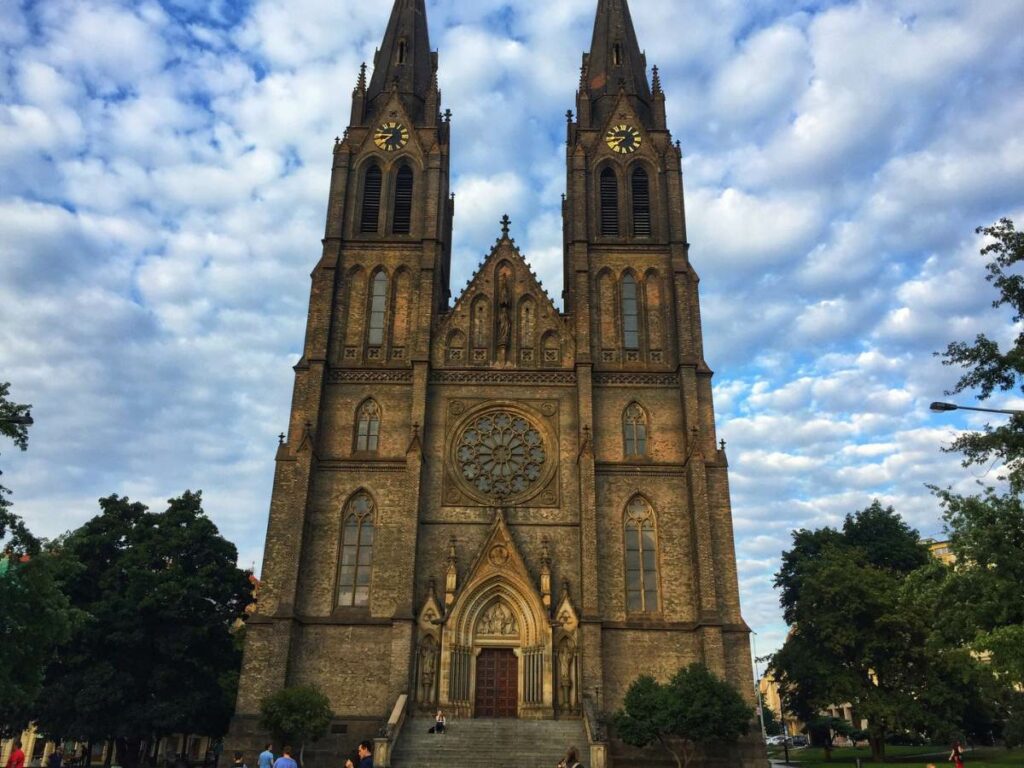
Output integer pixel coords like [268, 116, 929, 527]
[949, 741, 965, 768]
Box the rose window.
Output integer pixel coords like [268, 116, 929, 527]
[456, 411, 547, 499]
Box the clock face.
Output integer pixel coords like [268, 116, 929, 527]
[605, 124, 642, 154]
[374, 121, 410, 152]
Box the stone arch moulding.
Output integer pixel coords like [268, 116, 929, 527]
[438, 513, 555, 719]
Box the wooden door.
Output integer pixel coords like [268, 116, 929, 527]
[474, 648, 518, 718]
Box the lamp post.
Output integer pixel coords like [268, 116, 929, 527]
[930, 401, 1024, 417]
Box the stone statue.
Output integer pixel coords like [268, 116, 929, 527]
[419, 637, 437, 703]
[558, 637, 576, 709]
[497, 272, 512, 348]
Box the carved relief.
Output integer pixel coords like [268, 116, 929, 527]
[645, 269, 665, 352]
[476, 600, 519, 637]
[472, 295, 490, 350]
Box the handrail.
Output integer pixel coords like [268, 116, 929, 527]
[373, 693, 408, 768]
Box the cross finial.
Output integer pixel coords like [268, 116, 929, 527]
[566, 109, 573, 123]
[720, 439, 727, 451]
[500, 214, 511, 237]
[443, 108, 452, 122]
[278, 432, 285, 446]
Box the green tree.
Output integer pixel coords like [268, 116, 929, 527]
[938, 218, 1024, 492]
[761, 703, 782, 737]
[259, 686, 333, 765]
[806, 717, 853, 762]
[613, 663, 751, 768]
[771, 502, 936, 762]
[0, 383, 72, 736]
[932, 487, 1024, 688]
[34, 492, 252, 767]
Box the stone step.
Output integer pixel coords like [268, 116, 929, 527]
[391, 718, 589, 768]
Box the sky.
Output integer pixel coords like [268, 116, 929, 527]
[2, 0, 1024, 662]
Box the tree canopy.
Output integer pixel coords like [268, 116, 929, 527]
[939, 218, 1024, 492]
[33, 492, 252, 764]
[0, 383, 71, 737]
[614, 663, 751, 768]
[259, 686, 333, 764]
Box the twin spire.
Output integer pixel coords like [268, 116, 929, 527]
[358, 0, 655, 129]
[365, 0, 435, 122]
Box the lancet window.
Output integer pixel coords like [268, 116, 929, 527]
[621, 272, 640, 349]
[624, 496, 659, 614]
[338, 492, 375, 607]
[360, 165, 382, 233]
[600, 167, 619, 236]
[623, 402, 648, 458]
[368, 271, 388, 346]
[355, 400, 381, 453]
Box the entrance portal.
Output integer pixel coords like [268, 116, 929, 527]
[474, 649, 518, 718]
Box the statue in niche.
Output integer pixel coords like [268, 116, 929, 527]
[496, 272, 512, 357]
[558, 636, 576, 709]
[418, 636, 438, 704]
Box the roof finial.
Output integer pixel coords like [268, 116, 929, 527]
[500, 213, 511, 237]
[357, 62, 367, 92]
[652, 64, 662, 94]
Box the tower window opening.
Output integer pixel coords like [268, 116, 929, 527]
[368, 271, 388, 346]
[355, 400, 381, 453]
[360, 165, 382, 233]
[393, 165, 413, 234]
[338, 493, 375, 607]
[613, 42, 622, 66]
[624, 403, 648, 458]
[622, 273, 639, 349]
[398, 39, 407, 65]
[625, 496, 659, 614]
[632, 167, 651, 236]
[600, 167, 619, 236]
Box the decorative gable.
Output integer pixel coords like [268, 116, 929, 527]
[433, 216, 572, 369]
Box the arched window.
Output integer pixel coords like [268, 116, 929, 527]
[600, 167, 619, 236]
[355, 400, 381, 453]
[623, 402, 648, 457]
[624, 496, 659, 613]
[632, 167, 651, 236]
[621, 272, 639, 349]
[393, 165, 413, 234]
[360, 165, 382, 233]
[368, 271, 388, 346]
[338, 492, 375, 607]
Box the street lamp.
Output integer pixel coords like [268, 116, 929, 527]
[930, 402, 1024, 417]
[0, 414, 33, 426]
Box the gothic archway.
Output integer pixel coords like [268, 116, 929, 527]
[437, 516, 554, 719]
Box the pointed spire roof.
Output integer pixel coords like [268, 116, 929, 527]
[366, 0, 435, 122]
[584, 0, 652, 127]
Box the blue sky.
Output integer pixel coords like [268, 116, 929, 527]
[2, 0, 1024, 661]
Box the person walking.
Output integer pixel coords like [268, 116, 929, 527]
[272, 747, 297, 768]
[257, 745, 273, 768]
[949, 741, 965, 768]
[46, 748, 63, 768]
[5, 741, 25, 768]
[344, 741, 372, 768]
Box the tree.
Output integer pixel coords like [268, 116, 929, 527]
[938, 218, 1024, 492]
[806, 717, 853, 762]
[761, 704, 783, 737]
[771, 502, 936, 762]
[34, 492, 252, 767]
[931, 487, 1024, 688]
[0, 383, 72, 737]
[614, 663, 751, 768]
[259, 686, 333, 765]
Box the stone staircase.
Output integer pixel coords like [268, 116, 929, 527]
[391, 717, 590, 768]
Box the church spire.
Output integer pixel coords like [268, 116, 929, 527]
[366, 0, 436, 123]
[583, 0, 652, 128]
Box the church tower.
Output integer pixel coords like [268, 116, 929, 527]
[230, 1, 765, 766]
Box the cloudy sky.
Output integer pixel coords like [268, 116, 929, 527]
[2, 0, 1024, 660]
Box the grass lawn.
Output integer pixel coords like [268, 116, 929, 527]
[766, 746, 1024, 767]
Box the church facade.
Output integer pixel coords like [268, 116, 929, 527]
[231, 1, 763, 764]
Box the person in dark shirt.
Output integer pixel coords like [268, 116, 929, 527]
[342, 741, 370, 768]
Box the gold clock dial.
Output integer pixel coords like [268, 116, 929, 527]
[374, 121, 410, 152]
[605, 124, 642, 154]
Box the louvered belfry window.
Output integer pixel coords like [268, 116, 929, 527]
[393, 166, 413, 234]
[600, 167, 619, 236]
[361, 165, 382, 233]
[632, 167, 651, 236]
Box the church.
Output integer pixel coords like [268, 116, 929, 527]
[229, 1, 765, 766]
